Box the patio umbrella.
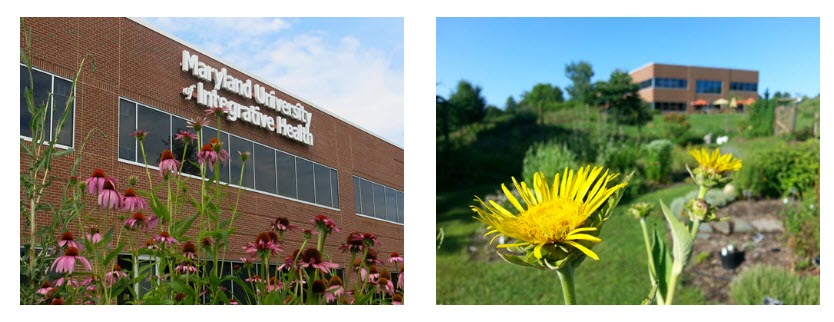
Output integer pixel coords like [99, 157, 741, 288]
[693, 99, 708, 106]
[744, 97, 756, 105]
[729, 97, 738, 108]
[713, 98, 729, 105]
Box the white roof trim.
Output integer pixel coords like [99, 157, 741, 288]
[127, 17, 403, 150]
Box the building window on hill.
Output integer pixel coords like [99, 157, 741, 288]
[20, 65, 74, 147]
[353, 176, 403, 224]
[730, 82, 758, 92]
[696, 80, 722, 94]
[653, 78, 687, 89]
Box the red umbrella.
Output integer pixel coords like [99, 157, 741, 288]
[693, 99, 708, 106]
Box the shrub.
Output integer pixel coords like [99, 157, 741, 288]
[596, 141, 640, 173]
[751, 139, 819, 198]
[521, 141, 577, 185]
[643, 139, 673, 183]
[729, 265, 819, 305]
[782, 194, 819, 263]
[743, 99, 776, 138]
[661, 113, 691, 145]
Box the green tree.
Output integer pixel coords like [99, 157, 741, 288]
[565, 61, 595, 105]
[594, 70, 652, 138]
[521, 83, 564, 124]
[447, 80, 487, 128]
[505, 96, 519, 113]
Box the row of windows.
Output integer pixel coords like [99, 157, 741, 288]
[730, 82, 758, 92]
[695, 80, 722, 94]
[353, 176, 404, 224]
[118, 98, 340, 209]
[653, 102, 687, 111]
[19, 65, 74, 146]
[638, 77, 687, 90]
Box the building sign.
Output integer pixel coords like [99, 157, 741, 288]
[180, 50, 314, 146]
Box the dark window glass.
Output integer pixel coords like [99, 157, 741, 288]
[696, 80, 722, 94]
[314, 163, 332, 207]
[201, 127, 230, 183]
[254, 144, 277, 194]
[229, 136, 254, 189]
[276, 151, 297, 198]
[20, 65, 32, 138]
[354, 177, 362, 214]
[20, 67, 56, 140]
[638, 79, 652, 89]
[171, 117, 199, 176]
[360, 179, 375, 217]
[296, 158, 315, 203]
[373, 183, 386, 219]
[51, 77, 73, 146]
[385, 187, 397, 222]
[331, 169, 340, 209]
[118, 99, 137, 161]
[653, 78, 687, 89]
[396, 191, 404, 224]
[137, 105, 171, 165]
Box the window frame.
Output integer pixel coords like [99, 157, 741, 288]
[353, 175, 403, 225]
[19, 63, 76, 149]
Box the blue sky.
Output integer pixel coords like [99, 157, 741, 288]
[141, 18, 404, 146]
[437, 18, 820, 108]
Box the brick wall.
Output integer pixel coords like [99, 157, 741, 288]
[20, 17, 404, 271]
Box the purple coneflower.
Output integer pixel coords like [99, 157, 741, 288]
[205, 106, 230, 117]
[37, 280, 53, 295]
[51, 246, 91, 274]
[51, 297, 65, 305]
[299, 247, 339, 274]
[53, 277, 78, 287]
[81, 275, 96, 292]
[392, 293, 403, 305]
[121, 187, 148, 212]
[388, 251, 403, 263]
[209, 138, 231, 165]
[241, 257, 255, 264]
[86, 225, 102, 244]
[187, 117, 209, 132]
[124, 212, 157, 231]
[229, 298, 238, 305]
[376, 277, 394, 295]
[365, 248, 382, 265]
[397, 265, 404, 289]
[105, 265, 128, 285]
[361, 232, 380, 247]
[58, 231, 82, 250]
[243, 232, 283, 257]
[130, 129, 148, 141]
[85, 169, 116, 195]
[144, 238, 159, 250]
[175, 262, 197, 274]
[312, 279, 327, 296]
[155, 231, 179, 246]
[158, 150, 180, 178]
[197, 143, 218, 168]
[278, 248, 301, 271]
[182, 241, 197, 260]
[270, 217, 298, 233]
[245, 275, 264, 283]
[339, 232, 365, 253]
[174, 130, 197, 144]
[266, 277, 283, 292]
[311, 214, 341, 233]
[97, 180, 121, 210]
[325, 275, 344, 303]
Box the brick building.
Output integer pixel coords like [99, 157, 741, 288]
[630, 62, 760, 113]
[19, 17, 403, 292]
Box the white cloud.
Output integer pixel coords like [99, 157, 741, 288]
[142, 18, 403, 147]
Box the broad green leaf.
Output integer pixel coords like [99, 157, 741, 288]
[172, 213, 199, 238]
[660, 200, 693, 275]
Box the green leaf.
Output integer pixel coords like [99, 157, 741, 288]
[660, 200, 694, 275]
[641, 281, 659, 305]
[170, 280, 196, 299]
[172, 213, 199, 238]
[650, 225, 670, 303]
[54, 147, 74, 157]
[103, 243, 124, 268]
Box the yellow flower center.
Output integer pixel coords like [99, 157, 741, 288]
[503, 197, 585, 245]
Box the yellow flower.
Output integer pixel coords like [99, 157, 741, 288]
[472, 166, 627, 261]
[689, 148, 742, 175]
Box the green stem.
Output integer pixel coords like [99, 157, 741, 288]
[666, 271, 679, 305]
[138, 141, 155, 192]
[639, 218, 665, 305]
[556, 264, 577, 305]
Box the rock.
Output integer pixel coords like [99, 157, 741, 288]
[752, 218, 784, 233]
[712, 221, 732, 234]
[699, 224, 713, 233]
[733, 219, 755, 233]
[696, 232, 711, 240]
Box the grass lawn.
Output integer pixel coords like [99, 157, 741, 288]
[436, 182, 707, 304]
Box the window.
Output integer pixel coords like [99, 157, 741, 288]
[653, 102, 687, 112]
[696, 80, 722, 94]
[638, 79, 652, 90]
[117, 97, 340, 209]
[730, 82, 758, 92]
[653, 78, 687, 89]
[354, 176, 403, 224]
[20, 65, 74, 146]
